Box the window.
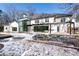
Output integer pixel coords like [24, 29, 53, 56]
[35, 20, 39, 24]
[61, 18, 65, 22]
[45, 18, 49, 22]
[12, 27, 17, 31]
[27, 21, 30, 25]
[6, 27, 7, 29]
[34, 26, 48, 32]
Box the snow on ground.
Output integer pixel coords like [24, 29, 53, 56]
[10, 33, 37, 40]
[0, 33, 37, 56]
[0, 33, 79, 56]
[0, 39, 79, 56]
[18, 40, 79, 56]
[0, 41, 26, 56]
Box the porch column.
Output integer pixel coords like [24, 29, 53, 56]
[31, 26, 34, 33]
[49, 24, 51, 34]
[73, 22, 75, 34]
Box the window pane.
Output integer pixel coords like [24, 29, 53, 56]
[12, 27, 17, 31]
[61, 18, 65, 22]
[35, 20, 39, 23]
[45, 18, 49, 22]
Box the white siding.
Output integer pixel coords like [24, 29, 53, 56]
[55, 17, 71, 23]
[39, 19, 45, 24]
[9, 21, 19, 32]
[51, 25, 57, 33]
[65, 17, 71, 22]
[4, 25, 10, 32]
[30, 17, 54, 25]
[29, 17, 71, 25]
[72, 18, 79, 28]
[51, 24, 68, 33]
[4, 21, 19, 33]
[48, 17, 54, 23]
[55, 18, 61, 23]
[76, 22, 79, 28]
[31, 20, 35, 24]
[59, 24, 67, 32]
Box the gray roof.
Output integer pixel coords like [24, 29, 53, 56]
[29, 13, 72, 20]
[18, 13, 72, 22]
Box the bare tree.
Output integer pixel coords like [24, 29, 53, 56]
[5, 4, 19, 21]
[0, 10, 10, 25]
[4, 4, 28, 22]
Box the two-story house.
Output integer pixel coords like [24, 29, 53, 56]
[19, 14, 74, 34]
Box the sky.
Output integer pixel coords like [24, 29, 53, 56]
[0, 3, 72, 14]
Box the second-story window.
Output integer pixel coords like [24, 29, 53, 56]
[45, 18, 49, 22]
[27, 21, 31, 25]
[35, 20, 39, 24]
[54, 19, 56, 22]
[61, 18, 65, 22]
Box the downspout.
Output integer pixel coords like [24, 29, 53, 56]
[18, 22, 20, 33]
[70, 21, 72, 35]
[73, 22, 75, 34]
[49, 24, 51, 34]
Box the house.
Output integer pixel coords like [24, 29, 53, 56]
[19, 14, 75, 34]
[3, 13, 77, 34]
[4, 21, 19, 33]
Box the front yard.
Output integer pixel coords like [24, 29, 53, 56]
[0, 33, 79, 56]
